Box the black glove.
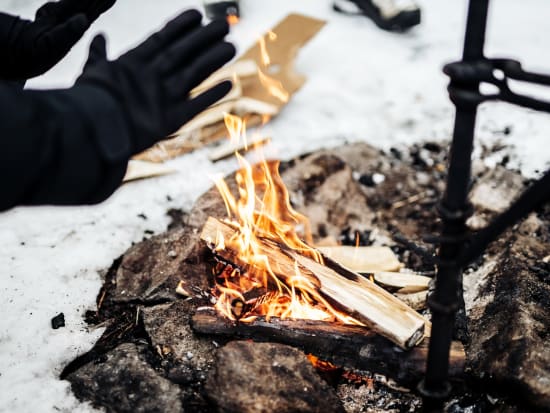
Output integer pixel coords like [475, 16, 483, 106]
[0, 0, 116, 80]
[74, 9, 236, 158]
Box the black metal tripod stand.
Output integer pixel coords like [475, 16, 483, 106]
[418, 0, 550, 403]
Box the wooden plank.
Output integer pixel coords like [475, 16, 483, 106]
[317, 245, 403, 272]
[190, 59, 258, 98]
[200, 217, 427, 349]
[122, 160, 176, 182]
[373, 271, 431, 292]
[395, 290, 428, 311]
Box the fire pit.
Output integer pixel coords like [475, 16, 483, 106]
[60, 137, 549, 412]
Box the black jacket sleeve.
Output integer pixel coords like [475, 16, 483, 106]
[0, 9, 235, 212]
[0, 13, 25, 87]
[0, 12, 17, 54]
[0, 82, 131, 211]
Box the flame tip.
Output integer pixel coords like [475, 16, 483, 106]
[211, 112, 362, 325]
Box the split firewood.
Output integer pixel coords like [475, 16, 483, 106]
[175, 281, 191, 298]
[174, 101, 237, 138]
[191, 309, 464, 385]
[231, 97, 280, 116]
[314, 236, 340, 247]
[122, 160, 176, 182]
[190, 59, 259, 98]
[190, 59, 258, 98]
[209, 135, 271, 162]
[238, 14, 326, 108]
[133, 116, 265, 163]
[133, 97, 278, 164]
[134, 14, 326, 163]
[395, 290, 428, 311]
[200, 217, 428, 349]
[373, 271, 431, 293]
[174, 97, 278, 139]
[316, 245, 403, 273]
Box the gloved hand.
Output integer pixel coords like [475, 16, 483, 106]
[0, 0, 116, 80]
[74, 9, 236, 157]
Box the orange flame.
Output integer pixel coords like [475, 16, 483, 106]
[223, 113, 246, 147]
[259, 36, 270, 67]
[259, 31, 278, 67]
[256, 30, 289, 103]
[258, 69, 289, 103]
[208, 30, 361, 326]
[210, 114, 362, 326]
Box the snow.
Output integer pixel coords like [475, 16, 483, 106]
[1, 0, 549, 411]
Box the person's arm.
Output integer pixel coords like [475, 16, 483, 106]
[0, 82, 129, 209]
[0, 14, 27, 88]
[0, 0, 116, 81]
[0, 10, 235, 211]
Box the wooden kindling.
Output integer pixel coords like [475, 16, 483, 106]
[192, 309, 464, 385]
[200, 217, 429, 349]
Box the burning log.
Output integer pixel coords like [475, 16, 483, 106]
[201, 217, 428, 349]
[192, 309, 465, 385]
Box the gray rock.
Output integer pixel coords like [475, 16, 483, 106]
[205, 341, 345, 413]
[466, 233, 550, 409]
[469, 165, 525, 213]
[281, 152, 376, 242]
[329, 142, 393, 178]
[67, 343, 182, 413]
[142, 300, 217, 373]
[112, 226, 208, 303]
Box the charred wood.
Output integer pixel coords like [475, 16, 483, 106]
[191, 310, 464, 386]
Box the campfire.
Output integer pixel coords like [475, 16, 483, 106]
[60, 3, 550, 412]
[62, 136, 549, 412]
[208, 114, 342, 325]
[197, 113, 432, 356]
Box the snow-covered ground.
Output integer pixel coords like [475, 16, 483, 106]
[1, 0, 549, 411]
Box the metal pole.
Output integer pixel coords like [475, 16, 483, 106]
[419, 0, 490, 401]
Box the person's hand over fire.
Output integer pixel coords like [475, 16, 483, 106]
[0, 0, 116, 80]
[74, 9, 235, 157]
